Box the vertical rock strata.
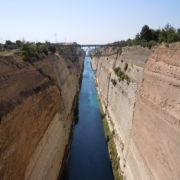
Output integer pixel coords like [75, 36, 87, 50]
[91, 43, 180, 180]
[0, 48, 84, 180]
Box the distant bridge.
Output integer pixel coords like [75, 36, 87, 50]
[57, 43, 122, 58]
[59, 44, 118, 47]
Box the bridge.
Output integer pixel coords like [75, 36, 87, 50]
[56, 43, 122, 58]
[58, 43, 121, 49]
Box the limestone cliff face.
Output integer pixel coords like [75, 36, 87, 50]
[129, 44, 180, 180]
[0, 48, 84, 180]
[91, 43, 180, 180]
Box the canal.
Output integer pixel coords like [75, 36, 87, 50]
[67, 57, 114, 180]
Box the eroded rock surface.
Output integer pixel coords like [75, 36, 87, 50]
[0, 48, 84, 180]
[91, 43, 180, 180]
[129, 45, 180, 180]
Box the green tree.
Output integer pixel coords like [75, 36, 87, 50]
[140, 25, 152, 41]
[167, 28, 176, 43]
[164, 23, 172, 32]
[40, 45, 48, 55]
[45, 41, 51, 46]
[16, 40, 22, 47]
[135, 33, 140, 41]
[140, 39, 148, 47]
[3, 44, 7, 49]
[133, 33, 141, 45]
[21, 43, 38, 62]
[21, 50, 30, 61]
[148, 40, 157, 48]
[177, 29, 180, 34]
[5, 40, 13, 45]
[165, 24, 177, 43]
[177, 29, 180, 41]
[48, 45, 56, 53]
[158, 24, 178, 43]
[127, 38, 133, 46]
[158, 29, 167, 43]
[151, 29, 160, 42]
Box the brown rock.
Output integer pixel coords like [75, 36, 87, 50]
[0, 48, 84, 180]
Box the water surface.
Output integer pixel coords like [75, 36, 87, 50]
[67, 57, 114, 180]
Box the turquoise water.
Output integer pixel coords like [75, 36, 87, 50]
[67, 57, 114, 180]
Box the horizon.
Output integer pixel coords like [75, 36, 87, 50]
[0, 0, 180, 44]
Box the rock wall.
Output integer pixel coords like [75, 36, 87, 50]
[0, 48, 84, 180]
[128, 44, 180, 180]
[91, 43, 180, 180]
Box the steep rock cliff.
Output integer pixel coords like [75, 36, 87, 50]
[128, 44, 180, 180]
[0, 47, 84, 180]
[91, 43, 180, 180]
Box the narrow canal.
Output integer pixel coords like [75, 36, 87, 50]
[67, 57, 114, 180]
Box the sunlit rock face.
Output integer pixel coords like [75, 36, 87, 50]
[129, 44, 180, 180]
[0, 48, 84, 180]
[91, 43, 180, 180]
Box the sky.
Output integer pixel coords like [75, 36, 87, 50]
[0, 0, 180, 44]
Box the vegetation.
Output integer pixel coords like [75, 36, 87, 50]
[113, 67, 130, 85]
[99, 102, 123, 180]
[112, 23, 180, 49]
[124, 63, 128, 71]
[111, 79, 117, 86]
[20, 42, 50, 63]
[1, 40, 83, 67]
[48, 45, 56, 54]
[3, 40, 22, 50]
[1, 39, 59, 63]
[1, 39, 58, 63]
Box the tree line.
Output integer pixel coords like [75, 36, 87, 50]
[113, 23, 180, 48]
[0, 40, 56, 63]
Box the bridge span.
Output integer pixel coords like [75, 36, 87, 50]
[57, 43, 122, 58]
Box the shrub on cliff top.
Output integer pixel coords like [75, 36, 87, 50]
[20, 42, 50, 63]
[21, 50, 30, 62]
[111, 79, 117, 86]
[148, 40, 157, 48]
[48, 45, 56, 54]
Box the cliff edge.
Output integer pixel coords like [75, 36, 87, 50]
[91, 43, 180, 180]
[0, 47, 84, 180]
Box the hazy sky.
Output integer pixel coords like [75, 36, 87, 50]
[0, 0, 180, 44]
